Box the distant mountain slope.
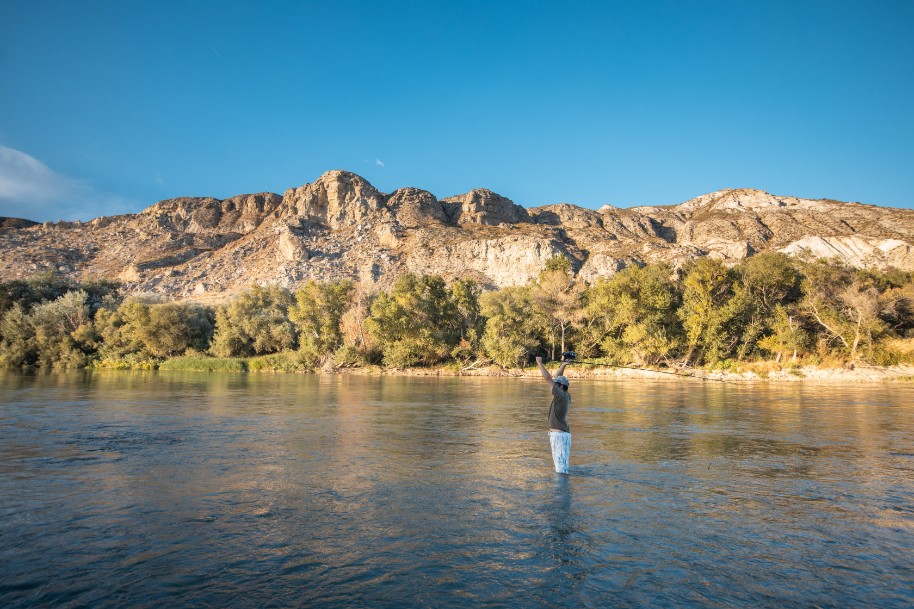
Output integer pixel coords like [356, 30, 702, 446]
[0, 217, 38, 230]
[2, 171, 913, 301]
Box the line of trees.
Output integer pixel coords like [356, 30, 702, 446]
[2, 252, 914, 371]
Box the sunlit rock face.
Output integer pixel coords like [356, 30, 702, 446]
[2, 171, 914, 301]
[386, 187, 447, 228]
[441, 189, 531, 226]
[281, 170, 390, 230]
[779, 236, 914, 269]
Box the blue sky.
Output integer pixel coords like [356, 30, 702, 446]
[1, 0, 913, 221]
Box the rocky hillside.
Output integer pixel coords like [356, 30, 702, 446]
[2, 170, 913, 301]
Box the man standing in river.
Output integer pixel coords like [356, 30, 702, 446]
[536, 354, 571, 475]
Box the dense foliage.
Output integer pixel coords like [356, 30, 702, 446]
[3, 253, 914, 371]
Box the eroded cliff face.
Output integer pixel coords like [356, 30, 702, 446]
[2, 172, 913, 301]
[281, 171, 389, 230]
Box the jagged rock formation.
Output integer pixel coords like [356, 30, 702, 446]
[442, 189, 531, 226]
[2, 171, 913, 301]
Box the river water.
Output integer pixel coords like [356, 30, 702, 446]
[1, 371, 912, 608]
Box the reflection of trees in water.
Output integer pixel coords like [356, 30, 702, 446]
[367, 376, 482, 473]
[575, 380, 902, 472]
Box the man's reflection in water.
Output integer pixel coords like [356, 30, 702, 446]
[536, 474, 588, 605]
[549, 474, 574, 545]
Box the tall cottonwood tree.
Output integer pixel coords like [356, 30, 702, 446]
[530, 256, 585, 358]
[730, 253, 802, 360]
[337, 282, 375, 365]
[210, 286, 296, 357]
[289, 279, 354, 365]
[448, 278, 484, 365]
[799, 260, 889, 362]
[581, 263, 681, 365]
[480, 286, 538, 368]
[757, 304, 807, 362]
[679, 258, 741, 365]
[365, 274, 460, 368]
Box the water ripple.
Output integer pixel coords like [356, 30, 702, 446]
[1, 372, 913, 608]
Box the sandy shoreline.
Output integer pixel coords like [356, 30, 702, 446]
[332, 363, 914, 383]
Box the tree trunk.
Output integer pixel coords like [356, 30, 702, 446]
[850, 309, 862, 361]
[808, 300, 849, 348]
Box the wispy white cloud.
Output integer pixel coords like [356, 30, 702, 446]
[0, 145, 74, 202]
[375, 159, 385, 167]
[0, 145, 135, 221]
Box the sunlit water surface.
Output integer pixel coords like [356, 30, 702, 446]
[1, 371, 913, 608]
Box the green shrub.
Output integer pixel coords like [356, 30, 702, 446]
[0, 303, 36, 367]
[93, 354, 161, 370]
[159, 356, 247, 372]
[334, 344, 369, 367]
[248, 352, 309, 372]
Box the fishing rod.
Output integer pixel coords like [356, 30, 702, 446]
[540, 351, 734, 383]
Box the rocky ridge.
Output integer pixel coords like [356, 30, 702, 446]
[2, 171, 914, 301]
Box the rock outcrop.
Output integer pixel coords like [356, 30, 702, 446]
[281, 170, 389, 230]
[2, 171, 913, 301]
[441, 189, 531, 226]
[142, 193, 282, 235]
[386, 188, 447, 228]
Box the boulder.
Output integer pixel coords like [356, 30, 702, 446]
[276, 226, 309, 262]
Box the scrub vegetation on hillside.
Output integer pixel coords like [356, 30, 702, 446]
[3, 253, 914, 372]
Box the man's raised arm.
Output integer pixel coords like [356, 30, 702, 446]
[536, 356, 567, 386]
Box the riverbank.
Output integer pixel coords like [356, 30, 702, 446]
[329, 362, 914, 383]
[92, 354, 914, 382]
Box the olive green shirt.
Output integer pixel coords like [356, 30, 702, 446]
[548, 382, 571, 432]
